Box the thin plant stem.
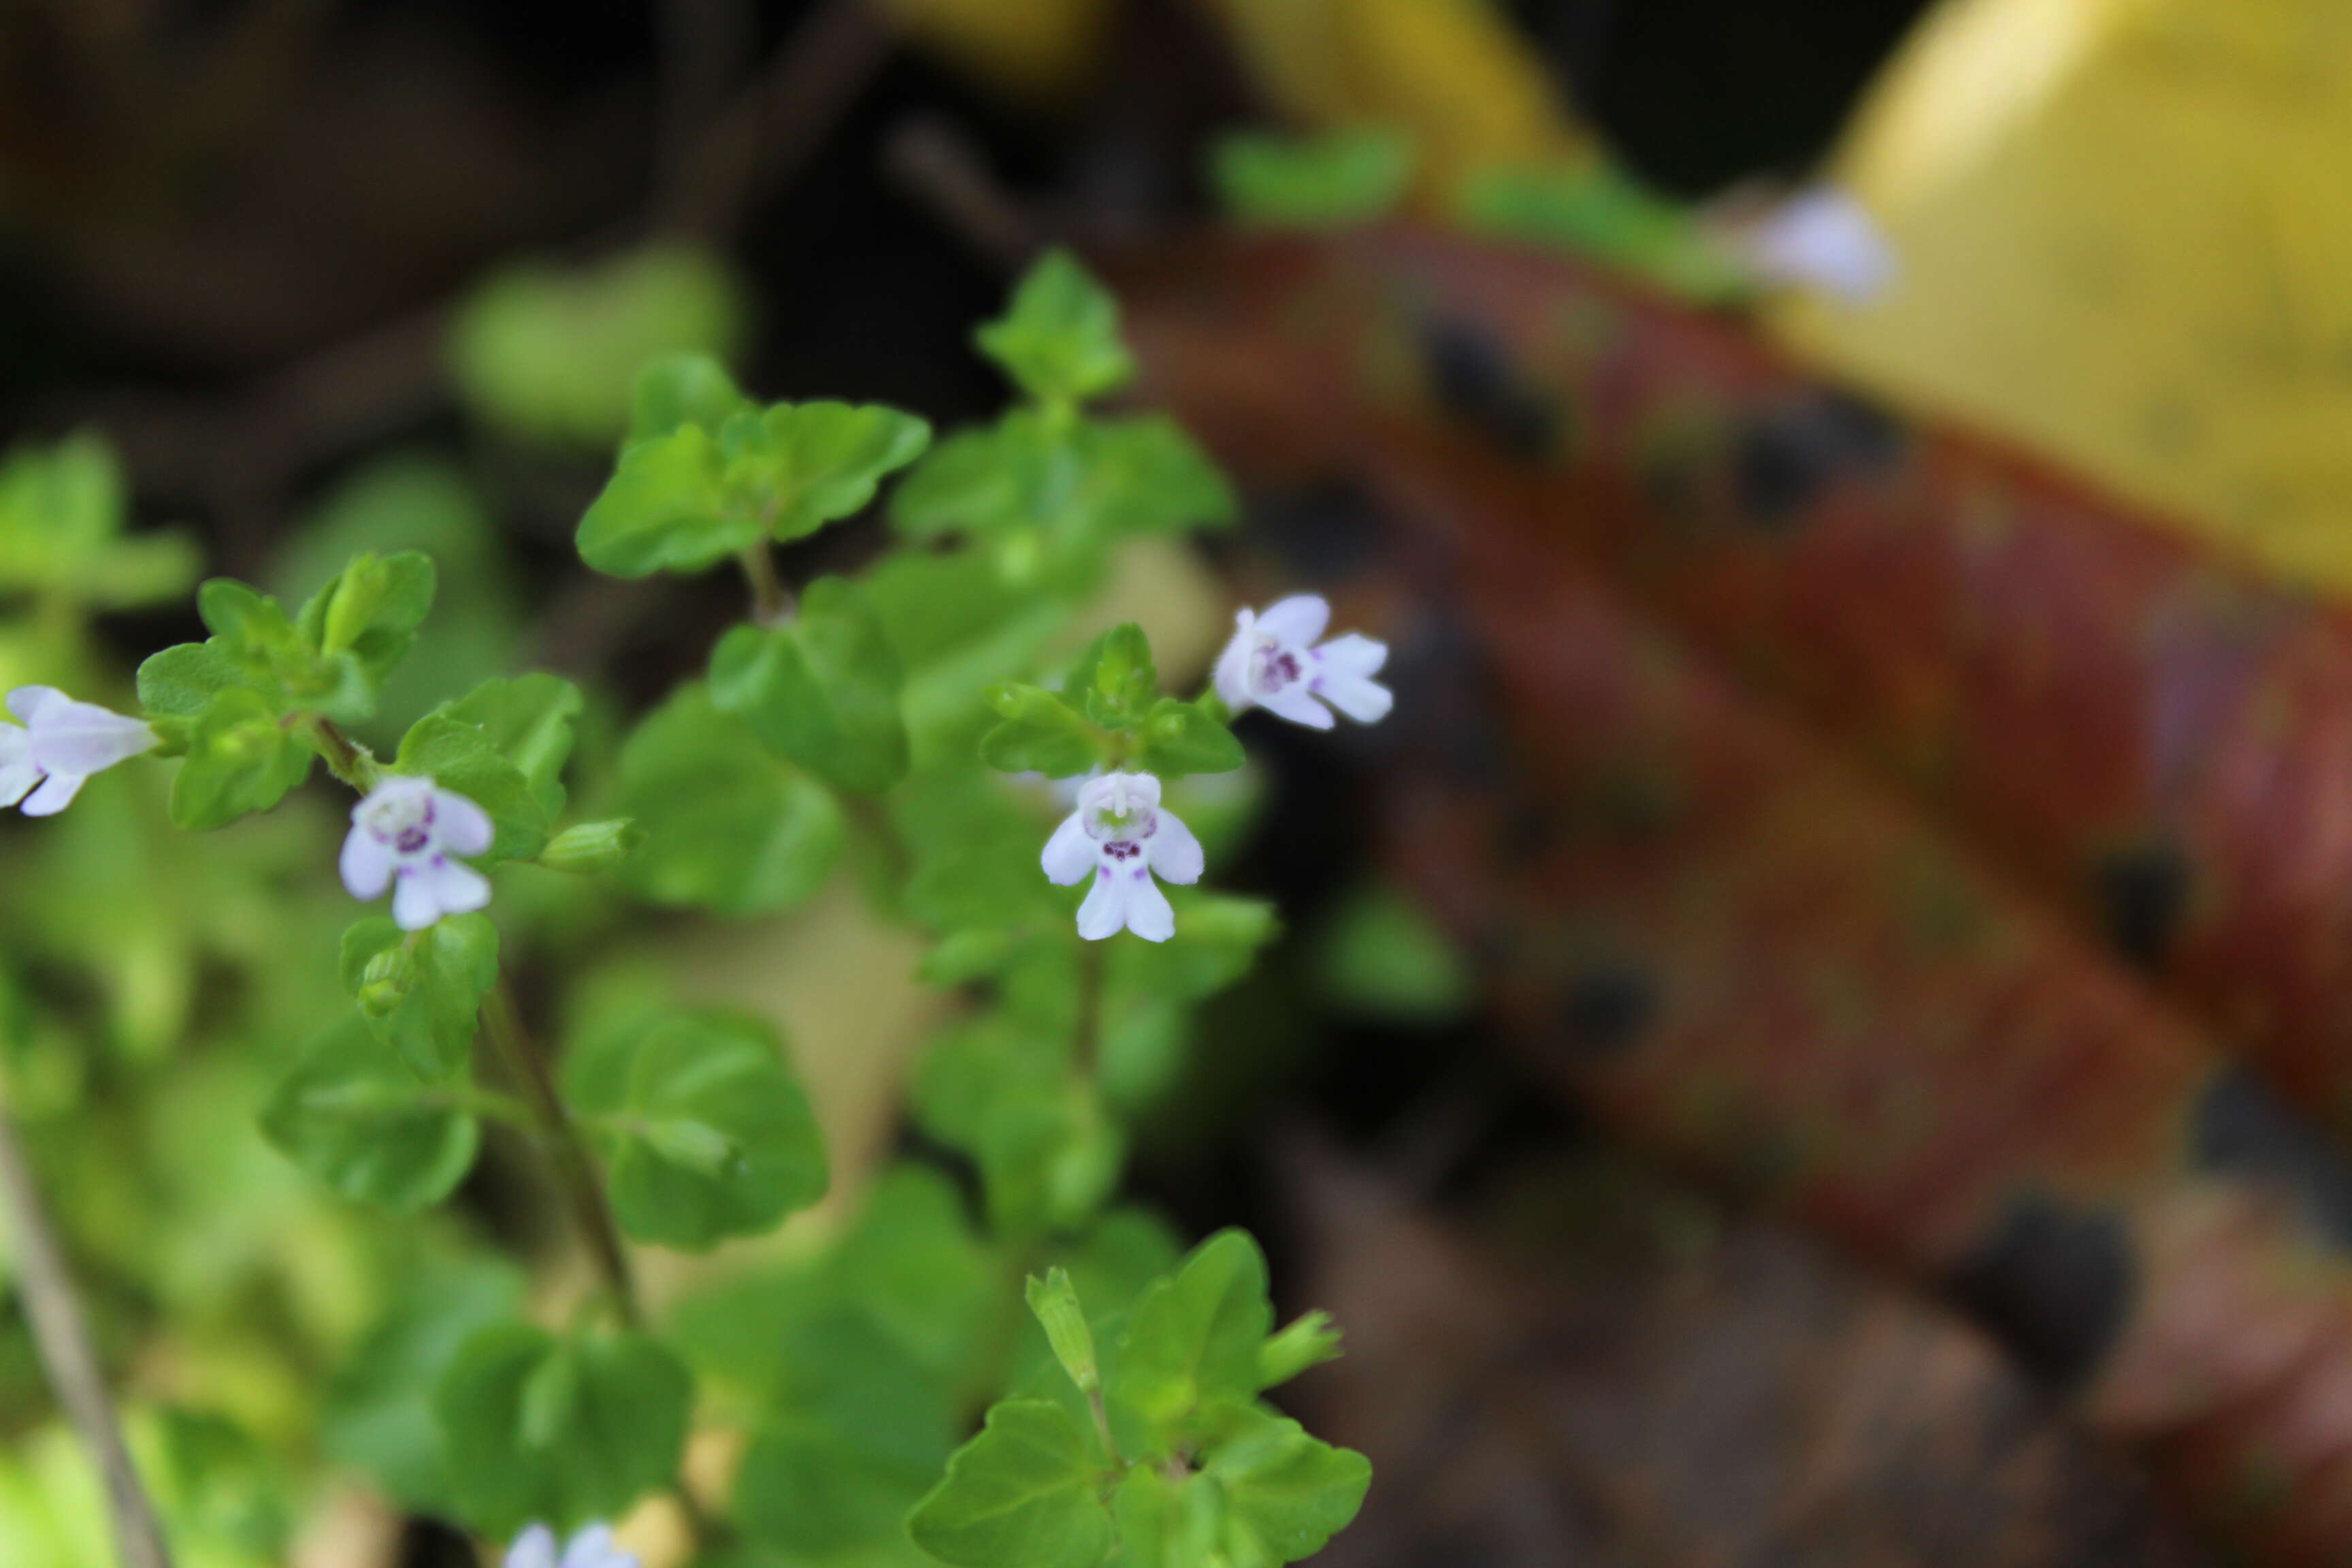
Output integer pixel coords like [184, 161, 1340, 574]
[0, 1070, 174, 1568]
[737, 544, 793, 627]
[1075, 939, 1105, 1077]
[308, 716, 380, 791]
[479, 982, 643, 1330]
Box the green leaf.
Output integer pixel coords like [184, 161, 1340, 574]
[1073, 416, 1238, 535]
[338, 915, 499, 1081]
[744, 402, 932, 542]
[1256, 1312, 1342, 1389]
[1314, 883, 1473, 1022]
[976, 250, 1135, 407]
[565, 1010, 828, 1250]
[1132, 698, 1243, 778]
[1068, 624, 1157, 731]
[434, 1325, 692, 1536]
[1209, 127, 1416, 228]
[259, 1020, 480, 1213]
[294, 550, 437, 693]
[1110, 1466, 1219, 1568]
[453, 242, 748, 446]
[977, 683, 1100, 777]
[166, 688, 314, 830]
[394, 713, 555, 862]
[321, 1258, 527, 1514]
[615, 681, 847, 914]
[630, 353, 751, 443]
[436, 672, 584, 821]
[0, 431, 199, 607]
[575, 425, 747, 578]
[708, 577, 911, 794]
[1204, 1408, 1371, 1565]
[906, 1399, 1115, 1568]
[1109, 1231, 1272, 1456]
[196, 578, 299, 655]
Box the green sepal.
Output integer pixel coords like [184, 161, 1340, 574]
[431, 1323, 692, 1537]
[975, 249, 1136, 407]
[708, 576, 911, 794]
[1256, 1311, 1343, 1388]
[905, 1399, 1115, 1568]
[564, 1009, 829, 1250]
[337, 915, 500, 1082]
[1025, 1268, 1100, 1396]
[538, 818, 642, 875]
[259, 1020, 480, 1213]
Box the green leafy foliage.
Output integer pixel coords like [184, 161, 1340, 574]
[1133, 699, 1243, 777]
[339, 914, 499, 1081]
[433, 1324, 693, 1535]
[157, 687, 316, 831]
[452, 242, 749, 446]
[1109, 1231, 1272, 1455]
[1200, 1407, 1371, 1566]
[613, 681, 845, 913]
[709, 576, 911, 794]
[1068, 624, 1157, 730]
[576, 358, 930, 576]
[0, 432, 197, 610]
[975, 250, 1134, 408]
[1209, 127, 1417, 228]
[905, 1400, 1114, 1568]
[564, 1009, 828, 1250]
[978, 683, 1100, 778]
[1456, 161, 1750, 302]
[259, 1020, 480, 1212]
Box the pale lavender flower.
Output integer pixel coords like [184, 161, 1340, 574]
[1041, 771, 1203, 943]
[1740, 185, 1897, 304]
[1213, 595, 1391, 730]
[340, 774, 495, 931]
[0, 686, 157, 816]
[504, 1524, 638, 1568]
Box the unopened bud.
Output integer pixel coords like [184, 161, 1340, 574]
[539, 818, 642, 874]
[357, 945, 417, 1019]
[1025, 1267, 1098, 1394]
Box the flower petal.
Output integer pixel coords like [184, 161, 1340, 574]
[423, 858, 493, 918]
[1146, 809, 1204, 885]
[561, 1526, 634, 1568]
[5, 687, 64, 725]
[1122, 870, 1175, 942]
[1255, 595, 1330, 648]
[504, 1526, 561, 1568]
[1313, 632, 1388, 679]
[431, 787, 495, 856]
[0, 762, 37, 808]
[1077, 866, 1130, 941]
[19, 772, 84, 817]
[340, 828, 395, 900]
[1041, 811, 1095, 885]
[1317, 672, 1393, 724]
[391, 871, 441, 932]
[1256, 681, 1335, 730]
[24, 696, 155, 777]
[1212, 611, 1257, 711]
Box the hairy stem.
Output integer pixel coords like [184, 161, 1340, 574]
[308, 716, 379, 792]
[0, 1072, 175, 1568]
[480, 983, 642, 1329]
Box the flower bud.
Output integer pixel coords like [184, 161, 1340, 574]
[538, 818, 643, 874]
[357, 944, 417, 1019]
[1024, 1267, 1099, 1394]
[1257, 1309, 1343, 1387]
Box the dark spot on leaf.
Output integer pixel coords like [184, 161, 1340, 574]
[1558, 964, 1655, 1058]
[1733, 389, 1906, 528]
[1420, 318, 1566, 461]
[2193, 1066, 2352, 1245]
[1948, 1195, 2133, 1390]
[2091, 843, 2189, 970]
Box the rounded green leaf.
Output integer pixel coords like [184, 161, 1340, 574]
[431, 1324, 691, 1536]
[167, 687, 316, 830]
[259, 1020, 480, 1213]
[906, 1399, 1114, 1568]
[1109, 1230, 1273, 1455]
[1205, 1408, 1371, 1565]
[338, 914, 500, 1081]
[708, 577, 910, 794]
[751, 402, 932, 542]
[567, 1010, 829, 1250]
[975, 250, 1136, 407]
[630, 354, 751, 444]
[615, 681, 846, 915]
[575, 425, 749, 578]
[394, 710, 559, 862]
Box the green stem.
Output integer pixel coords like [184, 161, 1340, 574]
[737, 544, 793, 627]
[1074, 939, 1105, 1078]
[307, 717, 380, 792]
[479, 981, 643, 1330]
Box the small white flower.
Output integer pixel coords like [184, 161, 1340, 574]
[1041, 771, 1203, 943]
[504, 1523, 638, 1568]
[1213, 595, 1391, 730]
[340, 774, 495, 931]
[1740, 185, 1896, 304]
[0, 685, 157, 817]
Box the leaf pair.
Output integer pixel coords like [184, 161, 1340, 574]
[979, 624, 1243, 781]
[575, 356, 930, 577]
